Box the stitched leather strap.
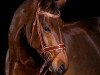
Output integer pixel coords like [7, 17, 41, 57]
[43, 44, 65, 52]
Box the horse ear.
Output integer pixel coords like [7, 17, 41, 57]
[54, 0, 67, 8]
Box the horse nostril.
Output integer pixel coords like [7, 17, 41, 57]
[57, 64, 66, 74]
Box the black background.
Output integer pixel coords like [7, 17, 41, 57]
[0, 0, 100, 75]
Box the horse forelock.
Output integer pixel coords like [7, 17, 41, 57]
[37, 10, 60, 18]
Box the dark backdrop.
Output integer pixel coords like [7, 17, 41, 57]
[61, 0, 100, 21]
[0, 0, 100, 75]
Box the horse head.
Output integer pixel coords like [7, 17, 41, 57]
[30, 0, 69, 74]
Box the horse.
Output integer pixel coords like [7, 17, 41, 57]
[5, 0, 100, 75]
[5, 0, 68, 75]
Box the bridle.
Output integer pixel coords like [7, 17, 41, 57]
[31, 8, 66, 75]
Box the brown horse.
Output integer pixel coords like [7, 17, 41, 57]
[5, 0, 100, 75]
[5, 0, 68, 75]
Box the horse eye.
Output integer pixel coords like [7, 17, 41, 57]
[44, 26, 51, 32]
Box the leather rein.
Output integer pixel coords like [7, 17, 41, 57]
[31, 8, 65, 75]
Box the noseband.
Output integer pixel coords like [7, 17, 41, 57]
[31, 8, 66, 75]
[40, 44, 65, 75]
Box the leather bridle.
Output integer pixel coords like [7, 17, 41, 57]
[31, 8, 66, 75]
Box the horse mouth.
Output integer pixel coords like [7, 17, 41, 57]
[50, 50, 68, 75]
